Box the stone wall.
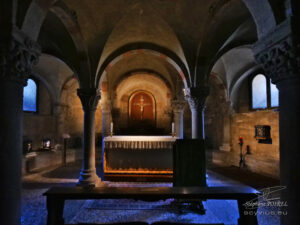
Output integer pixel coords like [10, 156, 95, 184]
[205, 75, 228, 149]
[207, 73, 280, 178]
[212, 110, 279, 178]
[22, 149, 82, 175]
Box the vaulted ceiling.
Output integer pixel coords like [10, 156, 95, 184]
[19, 0, 276, 92]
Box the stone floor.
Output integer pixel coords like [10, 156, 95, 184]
[22, 161, 281, 225]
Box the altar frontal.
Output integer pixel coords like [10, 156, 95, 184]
[103, 136, 177, 176]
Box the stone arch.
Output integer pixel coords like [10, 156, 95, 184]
[22, 1, 89, 87]
[241, 0, 277, 38]
[96, 44, 190, 89]
[230, 65, 262, 111]
[31, 72, 57, 115]
[60, 75, 78, 97]
[112, 69, 175, 99]
[21, 0, 58, 40]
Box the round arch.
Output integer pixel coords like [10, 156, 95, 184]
[31, 72, 56, 115]
[241, 0, 277, 38]
[96, 43, 191, 89]
[128, 90, 156, 123]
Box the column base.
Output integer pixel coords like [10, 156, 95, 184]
[77, 170, 105, 187]
[219, 143, 231, 152]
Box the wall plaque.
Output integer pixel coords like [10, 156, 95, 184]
[255, 125, 272, 144]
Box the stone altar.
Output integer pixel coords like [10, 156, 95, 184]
[102, 136, 177, 175]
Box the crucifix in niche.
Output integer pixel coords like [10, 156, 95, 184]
[133, 95, 151, 120]
[129, 91, 155, 123]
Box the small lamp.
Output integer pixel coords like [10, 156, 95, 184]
[42, 139, 52, 150]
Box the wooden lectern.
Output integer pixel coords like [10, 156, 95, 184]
[173, 139, 206, 187]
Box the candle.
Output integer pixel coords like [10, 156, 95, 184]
[172, 122, 175, 134]
[110, 122, 113, 134]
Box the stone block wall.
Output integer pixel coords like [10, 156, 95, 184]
[212, 109, 279, 178]
[231, 110, 279, 160]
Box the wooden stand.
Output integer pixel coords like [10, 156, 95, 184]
[173, 139, 206, 187]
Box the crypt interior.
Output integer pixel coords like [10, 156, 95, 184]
[0, 0, 300, 225]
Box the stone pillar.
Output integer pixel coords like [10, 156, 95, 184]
[171, 100, 186, 138]
[186, 87, 209, 139]
[219, 101, 232, 152]
[77, 88, 101, 187]
[0, 29, 40, 225]
[254, 18, 300, 225]
[53, 103, 69, 146]
[100, 100, 112, 137]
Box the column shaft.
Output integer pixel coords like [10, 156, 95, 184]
[77, 88, 101, 187]
[0, 81, 23, 225]
[278, 79, 300, 225]
[0, 28, 40, 225]
[254, 19, 300, 225]
[190, 107, 205, 139]
[186, 87, 209, 140]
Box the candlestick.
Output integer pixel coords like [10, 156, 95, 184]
[172, 122, 175, 137]
[110, 122, 113, 136]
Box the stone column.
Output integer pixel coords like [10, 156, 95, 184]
[0, 29, 40, 225]
[77, 88, 101, 187]
[99, 100, 112, 179]
[186, 87, 209, 139]
[53, 103, 69, 146]
[254, 18, 300, 225]
[219, 101, 232, 152]
[100, 100, 112, 137]
[171, 100, 186, 138]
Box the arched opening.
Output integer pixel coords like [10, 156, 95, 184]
[251, 74, 267, 109]
[23, 78, 38, 113]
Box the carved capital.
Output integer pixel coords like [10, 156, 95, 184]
[185, 86, 209, 111]
[77, 88, 101, 111]
[0, 28, 41, 85]
[171, 100, 186, 113]
[254, 18, 300, 84]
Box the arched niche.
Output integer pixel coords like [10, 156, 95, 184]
[128, 90, 156, 127]
[113, 73, 172, 135]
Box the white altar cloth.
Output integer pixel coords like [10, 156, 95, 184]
[103, 135, 177, 150]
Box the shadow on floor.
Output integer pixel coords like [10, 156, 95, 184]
[209, 165, 279, 189]
[41, 161, 81, 179]
[22, 182, 76, 189]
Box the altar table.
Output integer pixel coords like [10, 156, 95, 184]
[103, 136, 177, 175]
